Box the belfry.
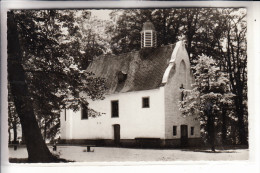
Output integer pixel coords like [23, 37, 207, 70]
[140, 20, 157, 48]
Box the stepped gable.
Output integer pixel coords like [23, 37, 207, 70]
[86, 44, 176, 94]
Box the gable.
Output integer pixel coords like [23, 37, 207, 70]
[162, 41, 190, 85]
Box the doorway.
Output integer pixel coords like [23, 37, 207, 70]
[113, 124, 120, 146]
[181, 125, 188, 147]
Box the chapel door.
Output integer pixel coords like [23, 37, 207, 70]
[113, 124, 120, 146]
[181, 125, 188, 147]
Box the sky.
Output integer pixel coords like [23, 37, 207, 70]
[90, 10, 113, 21]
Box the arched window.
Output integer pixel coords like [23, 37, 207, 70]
[180, 84, 184, 101]
[179, 60, 187, 86]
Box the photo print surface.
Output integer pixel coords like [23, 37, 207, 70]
[7, 8, 248, 163]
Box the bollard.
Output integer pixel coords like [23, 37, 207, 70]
[14, 145, 17, 151]
[53, 142, 57, 151]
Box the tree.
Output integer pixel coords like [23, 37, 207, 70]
[8, 92, 20, 144]
[107, 9, 187, 54]
[178, 8, 200, 59]
[176, 8, 248, 145]
[75, 10, 109, 69]
[180, 55, 234, 151]
[106, 8, 248, 145]
[8, 10, 57, 162]
[107, 9, 154, 54]
[8, 10, 106, 162]
[219, 9, 247, 145]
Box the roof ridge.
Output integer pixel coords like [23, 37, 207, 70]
[94, 44, 175, 60]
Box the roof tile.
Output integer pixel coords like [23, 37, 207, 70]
[87, 44, 175, 94]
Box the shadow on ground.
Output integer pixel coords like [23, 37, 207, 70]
[180, 145, 248, 153]
[180, 149, 236, 153]
[9, 158, 28, 163]
[9, 158, 73, 163]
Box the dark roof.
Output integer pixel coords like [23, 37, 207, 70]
[87, 44, 175, 94]
[142, 21, 155, 31]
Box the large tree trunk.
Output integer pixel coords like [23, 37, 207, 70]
[7, 11, 56, 162]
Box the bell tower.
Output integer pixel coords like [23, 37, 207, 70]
[141, 20, 157, 48]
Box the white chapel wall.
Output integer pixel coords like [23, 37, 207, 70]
[60, 109, 73, 140]
[164, 41, 200, 139]
[60, 87, 165, 140]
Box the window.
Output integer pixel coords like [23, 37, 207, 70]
[111, 101, 119, 118]
[179, 60, 187, 85]
[191, 127, 194, 136]
[81, 105, 88, 120]
[180, 84, 184, 101]
[173, 126, 177, 136]
[142, 97, 150, 108]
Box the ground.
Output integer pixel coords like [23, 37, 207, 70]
[9, 145, 249, 162]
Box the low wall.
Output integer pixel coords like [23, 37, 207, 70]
[59, 138, 202, 148]
[59, 139, 114, 146]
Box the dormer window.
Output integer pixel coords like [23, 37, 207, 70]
[118, 71, 127, 83]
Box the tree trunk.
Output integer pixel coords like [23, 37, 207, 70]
[12, 122, 17, 144]
[8, 128, 11, 144]
[22, 128, 25, 144]
[7, 11, 56, 162]
[206, 103, 215, 152]
[44, 118, 47, 141]
[221, 107, 227, 145]
[207, 114, 215, 152]
[235, 96, 247, 145]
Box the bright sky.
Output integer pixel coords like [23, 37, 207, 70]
[90, 10, 113, 21]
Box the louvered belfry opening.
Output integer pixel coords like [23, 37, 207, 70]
[141, 20, 157, 48]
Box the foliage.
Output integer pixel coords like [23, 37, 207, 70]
[107, 8, 247, 145]
[8, 10, 56, 162]
[106, 9, 151, 54]
[219, 9, 247, 144]
[8, 90, 20, 143]
[180, 55, 234, 150]
[74, 10, 110, 69]
[106, 9, 183, 54]
[8, 8, 248, 155]
[11, 10, 107, 141]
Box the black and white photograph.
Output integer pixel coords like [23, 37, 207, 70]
[1, 1, 260, 172]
